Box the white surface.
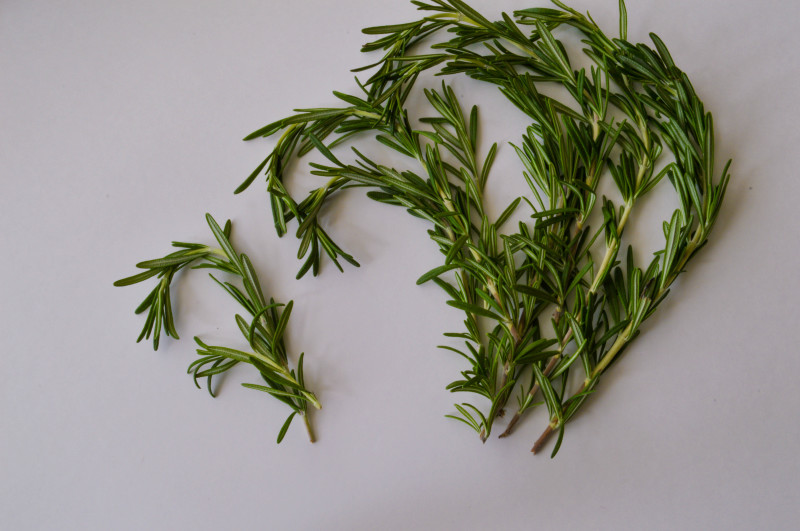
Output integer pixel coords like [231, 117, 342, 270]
[2, 0, 799, 529]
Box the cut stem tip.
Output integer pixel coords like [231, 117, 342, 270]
[531, 424, 555, 454]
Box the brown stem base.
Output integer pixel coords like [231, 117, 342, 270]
[531, 423, 555, 454]
[498, 355, 560, 439]
[498, 413, 521, 438]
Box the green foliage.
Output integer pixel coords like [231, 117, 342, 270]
[117, 0, 729, 456]
[116, 215, 319, 443]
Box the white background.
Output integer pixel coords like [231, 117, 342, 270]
[2, 0, 799, 529]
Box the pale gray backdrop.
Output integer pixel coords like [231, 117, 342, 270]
[2, 0, 798, 529]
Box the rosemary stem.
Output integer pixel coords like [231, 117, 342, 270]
[531, 422, 556, 454]
[531, 320, 635, 453]
[245, 348, 321, 409]
[499, 301, 578, 440]
[589, 195, 635, 295]
[247, 349, 285, 374]
[589, 240, 619, 294]
[589, 321, 634, 380]
[438, 173, 511, 352]
[635, 156, 648, 189]
[498, 354, 559, 438]
[430, 12, 479, 28]
[617, 200, 634, 233]
[482, 331, 522, 440]
[353, 109, 382, 121]
[303, 411, 316, 443]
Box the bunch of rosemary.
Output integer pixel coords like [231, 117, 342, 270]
[117, 0, 729, 454]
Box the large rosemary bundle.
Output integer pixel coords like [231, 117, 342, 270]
[117, 0, 729, 455]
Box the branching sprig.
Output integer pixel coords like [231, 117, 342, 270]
[116, 214, 320, 443]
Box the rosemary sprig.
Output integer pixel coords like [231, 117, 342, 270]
[115, 214, 320, 443]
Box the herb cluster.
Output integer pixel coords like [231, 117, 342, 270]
[117, 0, 729, 454]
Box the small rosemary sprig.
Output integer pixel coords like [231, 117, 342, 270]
[115, 214, 320, 443]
